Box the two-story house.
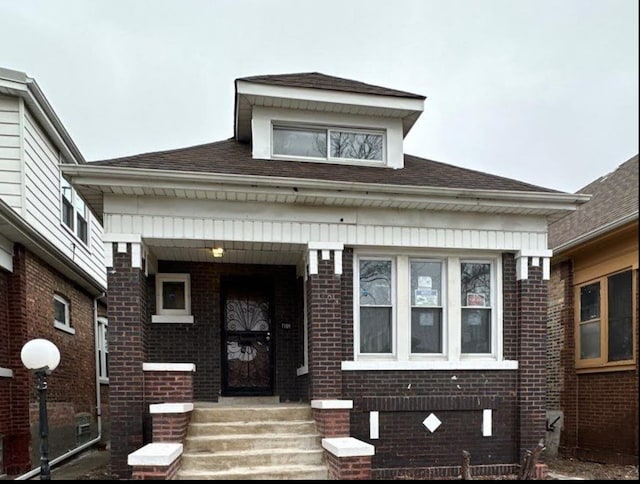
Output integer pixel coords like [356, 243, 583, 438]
[0, 67, 108, 477]
[62, 72, 588, 480]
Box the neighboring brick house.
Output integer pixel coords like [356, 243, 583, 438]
[547, 155, 638, 465]
[0, 67, 109, 476]
[62, 72, 587, 479]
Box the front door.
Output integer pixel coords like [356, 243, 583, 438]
[222, 277, 274, 396]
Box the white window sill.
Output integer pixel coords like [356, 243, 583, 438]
[151, 315, 194, 324]
[341, 359, 518, 371]
[0, 367, 14, 378]
[99, 378, 109, 385]
[54, 321, 76, 334]
[296, 365, 308, 376]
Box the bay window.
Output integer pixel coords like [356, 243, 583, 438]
[354, 253, 503, 367]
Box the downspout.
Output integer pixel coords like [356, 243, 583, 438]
[15, 292, 106, 480]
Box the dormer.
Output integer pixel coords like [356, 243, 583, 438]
[234, 73, 425, 169]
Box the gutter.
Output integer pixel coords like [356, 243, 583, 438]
[61, 164, 591, 210]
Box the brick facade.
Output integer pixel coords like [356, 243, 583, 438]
[147, 261, 304, 402]
[0, 244, 106, 476]
[107, 247, 551, 478]
[548, 260, 639, 464]
[108, 244, 149, 479]
[307, 254, 342, 400]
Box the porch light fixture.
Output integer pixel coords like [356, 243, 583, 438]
[212, 247, 224, 258]
[20, 338, 60, 481]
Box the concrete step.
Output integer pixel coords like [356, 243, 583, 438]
[179, 400, 329, 480]
[181, 448, 324, 471]
[175, 464, 330, 480]
[187, 419, 318, 436]
[190, 404, 312, 423]
[184, 432, 322, 452]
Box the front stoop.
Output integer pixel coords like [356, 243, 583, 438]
[175, 400, 329, 480]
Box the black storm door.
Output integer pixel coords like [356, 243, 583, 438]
[222, 277, 274, 395]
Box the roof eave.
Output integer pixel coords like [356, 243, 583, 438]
[551, 211, 639, 255]
[61, 164, 588, 221]
[0, 67, 85, 165]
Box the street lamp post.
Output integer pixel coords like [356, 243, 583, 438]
[20, 339, 60, 481]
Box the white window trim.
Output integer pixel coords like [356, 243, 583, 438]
[349, 251, 510, 370]
[271, 122, 387, 166]
[153, 273, 193, 323]
[354, 256, 397, 359]
[296, 277, 309, 376]
[60, 172, 90, 249]
[54, 294, 75, 335]
[97, 317, 109, 384]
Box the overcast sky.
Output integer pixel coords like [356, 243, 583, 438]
[1, 0, 637, 193]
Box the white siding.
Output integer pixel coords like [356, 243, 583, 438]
[0, 94, 23, 211]
[104, 195, 549, 253]
[22, 109, 106, 287]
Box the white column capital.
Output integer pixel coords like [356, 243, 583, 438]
[307, 242, 344, 275]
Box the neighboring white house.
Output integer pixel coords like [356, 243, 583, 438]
[0, 67, 107, 477]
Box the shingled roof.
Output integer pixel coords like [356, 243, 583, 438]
[237, 72, 426, 100]
[549, 154, 639, 250]
[90, 138, 558, 193]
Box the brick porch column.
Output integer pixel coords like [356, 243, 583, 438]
[107, 241, 148, 479]
[306, 243, 343, 400]
[516, 251, 549, 461]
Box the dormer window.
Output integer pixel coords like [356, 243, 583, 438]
[273, 124, 385, 162]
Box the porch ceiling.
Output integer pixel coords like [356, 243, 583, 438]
[147, 239, 305, 267]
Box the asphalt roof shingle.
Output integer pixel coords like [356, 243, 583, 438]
[90, 138, 559, 194]
[548, 154, 639, 249]
[237, 72, 426, 100]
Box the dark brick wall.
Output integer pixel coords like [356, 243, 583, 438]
[148, 261, 305, 402]
[108, 244, 148, 479]
[339, 251, 543, 472]
[516, 263, 547, 457]
[307, 254, 342, 399]
[344, 374, 518, 468]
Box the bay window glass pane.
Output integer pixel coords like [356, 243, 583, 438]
[360, 307, 391, 353]
[461, 263, 491, 307]
[608, 271, 633, 361]
[461, 308, 491, 353]
[273, 127, 327, 158]
[330, 131, 383, 160]
[411, 308, 442, 353]
[360, 260, 391, 306]
[580, 321, 601, 359]
[411, 261, 441, 306]
[580, 283, 600, 321]
[162, 281, 186, 310]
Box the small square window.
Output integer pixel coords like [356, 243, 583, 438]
[153, 274, 193, 323]
[54, 294, 75, 334]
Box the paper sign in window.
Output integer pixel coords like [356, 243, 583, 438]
[415, 288, 438, 307]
